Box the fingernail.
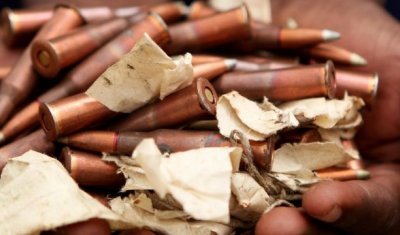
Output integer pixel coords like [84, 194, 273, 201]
[312, 205, 342, 223]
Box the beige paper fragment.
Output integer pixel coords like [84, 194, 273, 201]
[272, 169, 319, 192]
[209, 0, 271, 24]
[335, 94, 365, 129]
[271, 142, 355, 173]
[0, 150, 121, 235]
[109, 196, 234, 235]
[230, 172, 271, 221]
[278, 95, 359, 129]
[103, 154, 152, 191]
[318, 128, 361, 159]
[86, 33, 193, 113]
[133, 138, 242, 223]
[217, 91, 299, 141]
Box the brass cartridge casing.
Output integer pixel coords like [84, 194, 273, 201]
[30, 16, 138, 78]
[108, 77, 218, 132]
[39, 93, 120, 141]
[0, 4, 85, 126]
[59, 147, 125, 187]
[0, 12, 170, 144]
[212, 60, 336, 101]
[59, 129, 274, 171]
[0, 129, 56, 172]
[315, 167, 370, 181]
[187, 2, 334, 51]
[163, 4, 252, 55]
[109, 78, 218, 131]
[335, 69, 379, 109]
[0, 5, 144, 46]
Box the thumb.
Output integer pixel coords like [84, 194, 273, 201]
[302, 164, 400, 235]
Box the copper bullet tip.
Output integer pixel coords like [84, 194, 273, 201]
[322, 29, 341, 42]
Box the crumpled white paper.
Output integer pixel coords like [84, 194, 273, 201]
[133, 138, 242, 223]
[0, 150, 120, 235]
[230, 172, 272, 221]
[86, 33, 193, 113]
[109, 195, 234, 235]
[278, 94, 364, 129]
[271, 142, 355, 174]
[217, 91, 299, 141]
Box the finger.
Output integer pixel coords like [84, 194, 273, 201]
[119, 229, 156, 235]
[302, 164, 400, 235]
[42, 218, 111, 235]
[255, 207, 342, 235]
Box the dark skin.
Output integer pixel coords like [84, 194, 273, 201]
[256, 0, 400, 234]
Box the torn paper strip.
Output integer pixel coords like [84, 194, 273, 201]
[103, 154, 152, 191]
[217, 91, 299, 141]
[318, 129, 361, 159]
[109, 195, 234, 235]
[278, 94, 363, 129]
[133, 138, 242, 223]
[0, 150, 120, 235]
[272, 168, 319, 192]
[86, 33, 193, 113]
[230, 172, 271, 221]
[271, 142, 355, 174]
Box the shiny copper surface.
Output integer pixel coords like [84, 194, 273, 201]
[39, 93, 120, 141]
[163, 4, 252, 55]
[336, 69, 378, 109]
[0, 4, 85, 126]
[212, 60, 336, 101]
[59, 146, 125, 187]
[30, 16, 134, 78]
[60, 129, 273, 170]
[0, 128, 56, 173]
[108, 77, 218, 132]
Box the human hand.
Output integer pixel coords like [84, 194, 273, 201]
[255, 0, 400, 234]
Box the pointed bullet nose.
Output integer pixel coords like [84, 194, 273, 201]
[350, 53, 368, 65]
[224, 58, 238, 70]
[322, 29, 341, 41]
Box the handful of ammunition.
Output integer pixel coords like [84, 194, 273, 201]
[0, 1, 377, 234]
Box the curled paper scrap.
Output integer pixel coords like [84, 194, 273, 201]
[86, 33, 193, 113]
[133, 138, 242, 223]
[271, 142, 355, 174]
[0, 150, 120, 235]
[217, 91, 299, 141]
[109, 195, 234, 235]
[278, 93, 365, 129]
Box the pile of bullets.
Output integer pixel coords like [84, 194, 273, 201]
[0, 0, 377, 234]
